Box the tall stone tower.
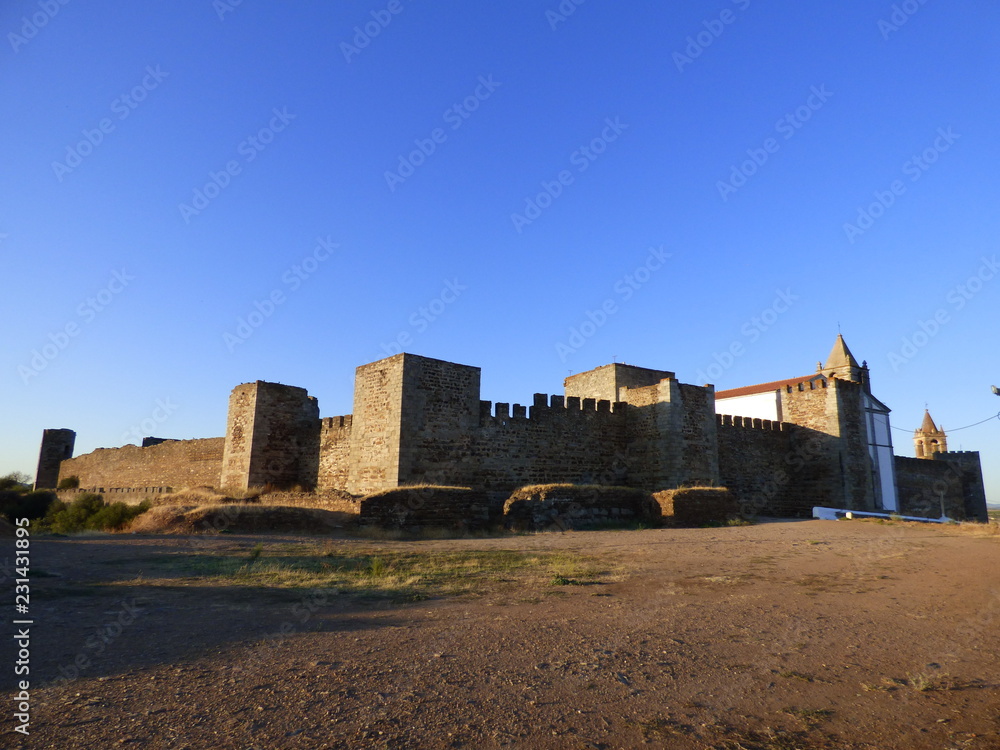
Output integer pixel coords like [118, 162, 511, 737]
[34, 428, 76, 489]
[220, 382, 320, 490]
[914, 410, 947, 458]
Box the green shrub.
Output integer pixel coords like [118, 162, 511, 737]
[0, 490, 57, 523]
[35, 494, 151, 533]
[57, 476, 80, 489]
[0, 473, 31, 492]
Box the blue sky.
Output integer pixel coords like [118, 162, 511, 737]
[2, 1, 998, 503]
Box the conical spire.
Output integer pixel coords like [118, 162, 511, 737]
[825, 334, 860, 371]
[919, 409, 938, 434]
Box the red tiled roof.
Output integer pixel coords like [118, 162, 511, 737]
[715, 375, 821, 400]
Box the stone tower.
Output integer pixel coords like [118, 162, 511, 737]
[914, 410, 947, 458]
[34, 428, 76, 489]
[220, 381, 320, 490]
[819, 333, 869, 389]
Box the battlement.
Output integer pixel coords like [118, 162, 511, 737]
[716, 414, 787, 432]
[785, 378, 828, 392]
[320, 415, 353, 430]
[478, 394, 620, 425]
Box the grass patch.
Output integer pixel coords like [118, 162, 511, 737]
[907, 671, 963, 692]
[101, 545, 608, 600]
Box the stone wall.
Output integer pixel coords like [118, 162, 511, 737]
[617, 379, 719, 491]
[471, 395, 628, 491]
[503, 484, 659, 531]
[397, 355, 481, 487]
[564, 363, 673, 403]
[316, 416, 353, 492]
[717, 416, 798, 517]
[58, 438, 224, 490]
[894, 455, 964, 519]
[34, 428, 76, 489]
[221, 381, 320, 490]
[359, 486, 491, 530]
[653, 487, 738, 525]
[347, 356, 405, 495]
[832, 379, 877, 510]
[777, 377, 876, 511]
[933, 451, 988, 522]
[894, 452, 988, 521]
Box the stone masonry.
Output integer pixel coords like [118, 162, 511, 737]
[37, 337, 990, 522]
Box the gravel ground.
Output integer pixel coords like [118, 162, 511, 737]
[3, 518, 999, 749]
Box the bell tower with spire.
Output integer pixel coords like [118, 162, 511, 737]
[914, 410, 947, 458]
[818, 333, 870, 388]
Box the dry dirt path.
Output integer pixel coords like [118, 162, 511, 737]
[3, 519, 999, 749]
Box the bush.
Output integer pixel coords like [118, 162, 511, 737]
[0, 472, 31, 492]
[34, 493, 151, 533]
[57, 475, 80, 489]
[0, 490, 57, 523]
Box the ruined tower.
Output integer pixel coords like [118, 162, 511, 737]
[914, 410, 948, 458]
[33, 428, 76, 489]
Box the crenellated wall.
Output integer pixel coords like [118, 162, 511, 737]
[469, 393, 629, 491]
[36, 350, 989, 521]
[316, 416, 353, 492]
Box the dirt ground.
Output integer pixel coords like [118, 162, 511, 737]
[3, 519, 1000, 749]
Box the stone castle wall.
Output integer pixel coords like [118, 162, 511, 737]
[895, 452, 989, 521]
[933, 451, 988, 522]
[38, 351, 989, 521]
[58, 437, 224, 490]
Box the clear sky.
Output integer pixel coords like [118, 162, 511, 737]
[2, 1, 998, 503]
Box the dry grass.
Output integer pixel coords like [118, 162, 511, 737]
[506, 483, 642, 501]
[151, 486, 263, 507]
[128, 504, 351, 535]
[107, 544, 609, 600]
[361, 484, 472, 501]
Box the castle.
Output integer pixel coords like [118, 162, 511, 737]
[35, 335, 989, 522]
